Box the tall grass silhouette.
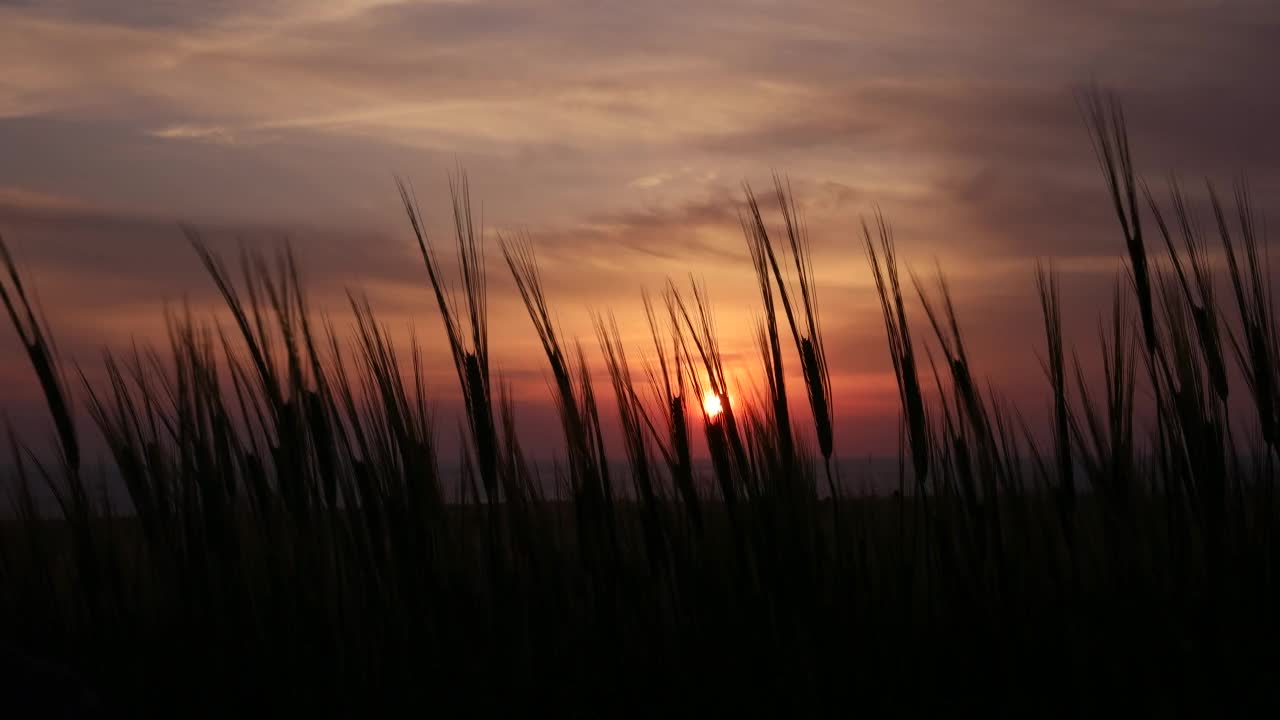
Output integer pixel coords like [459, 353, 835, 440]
[2, 92, 1279, 715]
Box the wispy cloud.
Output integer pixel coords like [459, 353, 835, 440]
[150, 124, 239, 144]
[0, 185, 85, 212]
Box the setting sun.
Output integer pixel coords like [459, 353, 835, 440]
[702, 391, 725, 418]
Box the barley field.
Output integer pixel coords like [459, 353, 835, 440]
[2, 93, 1278, 716]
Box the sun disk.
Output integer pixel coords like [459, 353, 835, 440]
[702, 391, 724, 418]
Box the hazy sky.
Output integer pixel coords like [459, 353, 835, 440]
[2, 0, 1279, 457]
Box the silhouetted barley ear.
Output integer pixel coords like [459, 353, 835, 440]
[1079, 88, 1156, 355]
[495, 379, 535, 505]
[397, 172, 499, 503]
[668, 394, 699, 523]
[187, 230, 285, 423]
[865, 215, 929, 487]
[1069, 283, 1138, 535]
[637, 289, 701, 530]
[1144, 179, 1229, 403]
[668, 277, 752, 493]
[915, 267, 989, 449]
[800, 338, 832, 459]
[0, 236, 80, 475]
[1035, 263, 1075, 519]
[304, 388, 338, 508]
[501, 237, 580, 452]
[465, 352, 499, 496]
[705, 397, 737, 507]
[1215, 179, 1278, 451]
[502, 234, 615, 569]
[576, 340, 616, 509]
[742, 185, 796, 472]
[751, 178, 837, 498]
[595, 313, 657, 510]
[913, 263, 1012, 573]
[81, 355, 158, 539]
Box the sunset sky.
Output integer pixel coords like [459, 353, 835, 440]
[2, 0, 1279, 457]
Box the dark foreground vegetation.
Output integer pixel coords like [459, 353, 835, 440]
[3, 93, 1279, 716]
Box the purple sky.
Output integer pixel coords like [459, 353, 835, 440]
[2, 1, 1279, 458]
